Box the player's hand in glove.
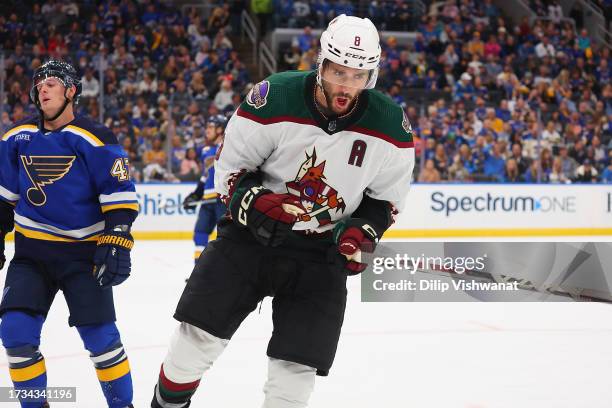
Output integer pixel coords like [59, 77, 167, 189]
[182, 192, 201, 210]
[332, 218, 379, 275]
[93, 225, 134, 288]
[230, 185, 305, 247]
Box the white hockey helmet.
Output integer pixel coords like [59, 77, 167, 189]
[317, 14, 381, 90]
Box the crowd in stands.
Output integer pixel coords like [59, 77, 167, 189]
[271, 0, 420, 31]
[0, 0, 248, 182]
[1, 0, 611, 184]
[281, 0, 611, 183]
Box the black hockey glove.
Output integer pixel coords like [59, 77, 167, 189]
[182, 192, 201, 210]
[332, 218, 379, 275]
[184, 180, 205, 210]
[93, 225, 134, 288]
[229, 185, 305, 247]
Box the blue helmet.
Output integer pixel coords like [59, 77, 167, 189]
[207, 114, 227, 129]
[30, 60, 82, 107]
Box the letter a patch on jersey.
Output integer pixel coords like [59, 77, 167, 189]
[246, 80, 270, 109]
[20, 155, 76, 206]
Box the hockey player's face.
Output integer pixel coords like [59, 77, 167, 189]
[35, 77, 74, 116]
[321, 62, 368, 114]
[205, 124, 217, 142]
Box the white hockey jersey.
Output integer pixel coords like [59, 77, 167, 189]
[215, 70, 415, 233]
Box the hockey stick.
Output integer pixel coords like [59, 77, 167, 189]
[159, 198, 217, 211]
[292, 198, 345, 222]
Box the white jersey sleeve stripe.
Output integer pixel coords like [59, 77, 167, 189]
[0, 185, 19, 202]
[99, 191, 138, 204]
[14, 214, 105, 239]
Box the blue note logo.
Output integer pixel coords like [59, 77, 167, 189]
[20, 155, 76, 206]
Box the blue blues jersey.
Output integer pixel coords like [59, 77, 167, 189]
[0, 116, 138, 259]
[200, 144, 219, 200]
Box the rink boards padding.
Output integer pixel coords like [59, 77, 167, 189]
[5, 183, 612, 240]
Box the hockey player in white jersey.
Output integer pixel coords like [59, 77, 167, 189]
[151, 14, 415, 408]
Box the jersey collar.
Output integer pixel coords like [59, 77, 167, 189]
[304, 72, 369, 135]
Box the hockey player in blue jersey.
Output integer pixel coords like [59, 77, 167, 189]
[182, 116, 227, 260]
[0, 60, 139, 408]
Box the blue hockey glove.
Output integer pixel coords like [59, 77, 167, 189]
[93, 225, 134, 288]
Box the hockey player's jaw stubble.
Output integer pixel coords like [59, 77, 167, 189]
[316, 64, 366, 117]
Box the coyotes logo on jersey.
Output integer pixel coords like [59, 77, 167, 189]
[285, 148, 346, 227]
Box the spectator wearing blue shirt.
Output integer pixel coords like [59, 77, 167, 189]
[483, 142, 506, 181]
[496, 100, 512, 121]
[141, 3, 160, 27]
[471, 137, 488, 175]
[456, 144, 476, 174]
[414, 33, 427, 53]
[601, 159, 612, 183]
[297, 25, 313, 53]
[474, 98, 487, 120]
[385, 36, 402, 61]
[596, 58, 610, 85]
[275, 0, 295, 25]
[402, 66, 420, 88]
[420, 16, 441, 44]
[424, 69, 439, 90]
[387, 84, 406, 109]
[449, 15, 464, 37]
[517, 39, 535, 61]
[333, 0, 355, 18]
[312, 0, 332, 27]
[484, 0, 500, 19]
[454, 72, 476, 102]
[368, 0, 386, 27]
[424, 138, 437, 162]
[523, 160, 549, 182]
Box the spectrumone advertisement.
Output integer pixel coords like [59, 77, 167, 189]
[129, 183, 612, 239]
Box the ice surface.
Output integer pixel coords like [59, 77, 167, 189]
[1, 239, 612, 408]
